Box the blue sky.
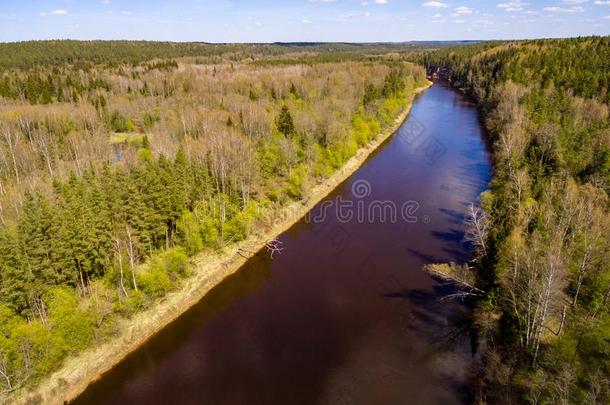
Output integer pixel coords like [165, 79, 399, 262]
[1, 1, 609, 42]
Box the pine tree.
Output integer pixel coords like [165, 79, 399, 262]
[363, 83, 378, 106]
[276, 105, 294, 137]
[173, 148, 191, 210]
[17, 192, 61, 316]
[0, 229, 27, 314]
[289, 83, 299, 98]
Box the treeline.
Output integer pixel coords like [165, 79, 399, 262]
[0, 40, 449, 70]
[0, 53, 426, 395]
[0, 40, 442, 106]
[0, 41, 282, 70]
[0, 60, 182, 105]
[423, 37, 610, 403]
[420, 36, 610, 102]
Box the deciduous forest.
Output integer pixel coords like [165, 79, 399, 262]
[421, 36, 610, 404]
[0, 41, 427, 396]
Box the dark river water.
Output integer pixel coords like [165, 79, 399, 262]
[73, 82, 491, 405]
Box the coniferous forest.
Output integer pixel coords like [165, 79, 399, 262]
[0, 41, 427, 397]
[420, 36, 610, 403]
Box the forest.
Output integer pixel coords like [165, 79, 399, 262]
[420, 36, 610, 404]
[0, 41, 427, 395]
[0, 40, 450, 70]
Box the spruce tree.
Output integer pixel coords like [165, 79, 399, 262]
[17, 192, 60, 302]
[0, 229, 27, 314]
[276, 105, 294, 137]
[289, 83, 299, 98]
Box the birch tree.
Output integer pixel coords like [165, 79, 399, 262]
[465, 203, 489, 258]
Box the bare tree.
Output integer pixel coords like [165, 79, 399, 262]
[569, 186, 607, 307]
[465, 203, 489, 257]
[0, 124, 21, 184]
[265, 239, 284, 259]
[125, 226, 139, 291]
[509, 168, 530, 212]
[31, 129, 54, 176]
[0, 201, 5, 227]
[113, 238, 129, 298]
[0, 351, 13, 392]
[532, 248, 564, 366]
[502, 230, 567, 365]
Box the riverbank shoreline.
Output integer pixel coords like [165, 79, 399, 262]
[13, 82, 431, 405]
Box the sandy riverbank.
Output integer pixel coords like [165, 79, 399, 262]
[12, 82, 431, 405]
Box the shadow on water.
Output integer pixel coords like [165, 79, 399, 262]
[382, 282, 477, 404]
[439, 207, 466, 225]
[406, 248, 445, 264]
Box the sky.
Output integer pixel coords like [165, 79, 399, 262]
[1, 0, 609, 43]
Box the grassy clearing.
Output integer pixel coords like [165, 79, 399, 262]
[109, 132, 148, 147]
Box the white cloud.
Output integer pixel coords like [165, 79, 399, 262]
[101, 0, 111, 4]
[604, 14, 610, 17]
[497, 1, 529, 12]
[360, 0, 388, 4]
[247, 17, 262, 26]
[594, 0, 610, 4]
[302, 18, 312, 24]
[40, 9, 67, 17]
[336, 11, 371, 21]
[543, 6, 585, 12]
[422, 1, 448, 8]
[474, 19, 494, 26]
[454, 6, 475, 14]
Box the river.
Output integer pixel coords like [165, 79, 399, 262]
[73, 81, 491, 405]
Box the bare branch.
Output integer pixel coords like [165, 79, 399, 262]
[265, 239, 284, 259]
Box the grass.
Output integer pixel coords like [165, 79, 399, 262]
[109, 132, 147, 147]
